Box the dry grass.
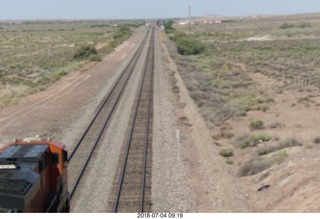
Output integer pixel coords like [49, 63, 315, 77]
[0, 20, 141, 107]
[238, 150, 288, 177]
[166, 15, 320, 180]
[237, 133, 272, 149]
[257, 138, 302, 156]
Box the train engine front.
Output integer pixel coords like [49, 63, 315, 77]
[0, 137, 69, 212]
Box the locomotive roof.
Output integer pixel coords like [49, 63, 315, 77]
[0, 144, 47, 160]
[0, 144, 44, 196]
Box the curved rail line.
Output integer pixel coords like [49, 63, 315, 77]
[111, 27, 154, 213]
[67, 28, 152, 200]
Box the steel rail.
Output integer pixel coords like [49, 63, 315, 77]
[112, 28, 154, 213]
[68, 29, 151, 200]
[68, 31, 149, 162]
[140, 29, 154, 213]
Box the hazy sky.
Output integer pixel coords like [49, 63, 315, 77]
[1, 0, 320, 20]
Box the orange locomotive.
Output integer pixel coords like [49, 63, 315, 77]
[0, 137, 69, 212]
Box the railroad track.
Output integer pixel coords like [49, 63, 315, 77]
[110, 28, 154, 213]
[67, 28, 153, 203]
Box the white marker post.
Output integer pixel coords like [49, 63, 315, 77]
[176, 129, 180, 162]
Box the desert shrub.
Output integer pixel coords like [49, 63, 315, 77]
[258, 146, 277, 156]
[297, 22, 311, 28]
[258, 138, 302, 156]
[164, 20, 175, 33]
[314, 137, 320, 144]
[238, 151, 288, 177]
[268, 122, 285, 129]
[277, 138, 302, 148]
[238, 158, 273, 177]
[35, 76, 51, 86]
[89, 54, 101, 62]
[230, 95, 256, 113]
[238, 133, 271, 149]
[249, 119, 264, 130]
[170, 31, 205, 55]
[113, 26, 132, 40]
[215, 105, 238, 120]
[189, 90, 203, 101]
[226, 158, 233, 165]
[279, 22, 295, 29]
[176, 37, 205, 55]
[73, 45, 99, 60]
[273, 150, 288, 164]
[221, 131, 234, 139]
[219, 148, 234, 157]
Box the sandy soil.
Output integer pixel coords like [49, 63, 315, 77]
[235, 70, 320, 212]
[159, 25, 320, 212]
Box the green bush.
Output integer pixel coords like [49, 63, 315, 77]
[164, 20, 175, 33]
[170, 31, 205, 56]
[113, 26, 132, 40]
[177, 37, 206, 55]
[90, 54, 101, 62]
[73, 45, 99, 60]
[238, 133, 271, 149]
[249, 119, 264, 130]
[219, 148, 234, 157]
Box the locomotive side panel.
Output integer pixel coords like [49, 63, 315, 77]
[0, 138, 69, 212]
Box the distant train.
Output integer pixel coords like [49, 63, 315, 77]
[0, 137, 69, 212]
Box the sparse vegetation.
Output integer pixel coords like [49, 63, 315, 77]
[313, 137, 320, 144]
[238, 150, 288, 177]
[258, 138, 302, 155]
[0, 20, 138, 107]
[164, 20, 175, 34]
[279, 22, 295, 29]
[237, 133, 272, 149]
[277, 138, 302, 148]
[170, 31, 206, 55]
[268, 122, 285, 129]
[249, 119, 264, 130]
[73, 45, 99, 61]
[164, 16, 320, 186]
[225, 158, 233, 165]
[219, 148, 234, 157]
[280, 22, 311, 29]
